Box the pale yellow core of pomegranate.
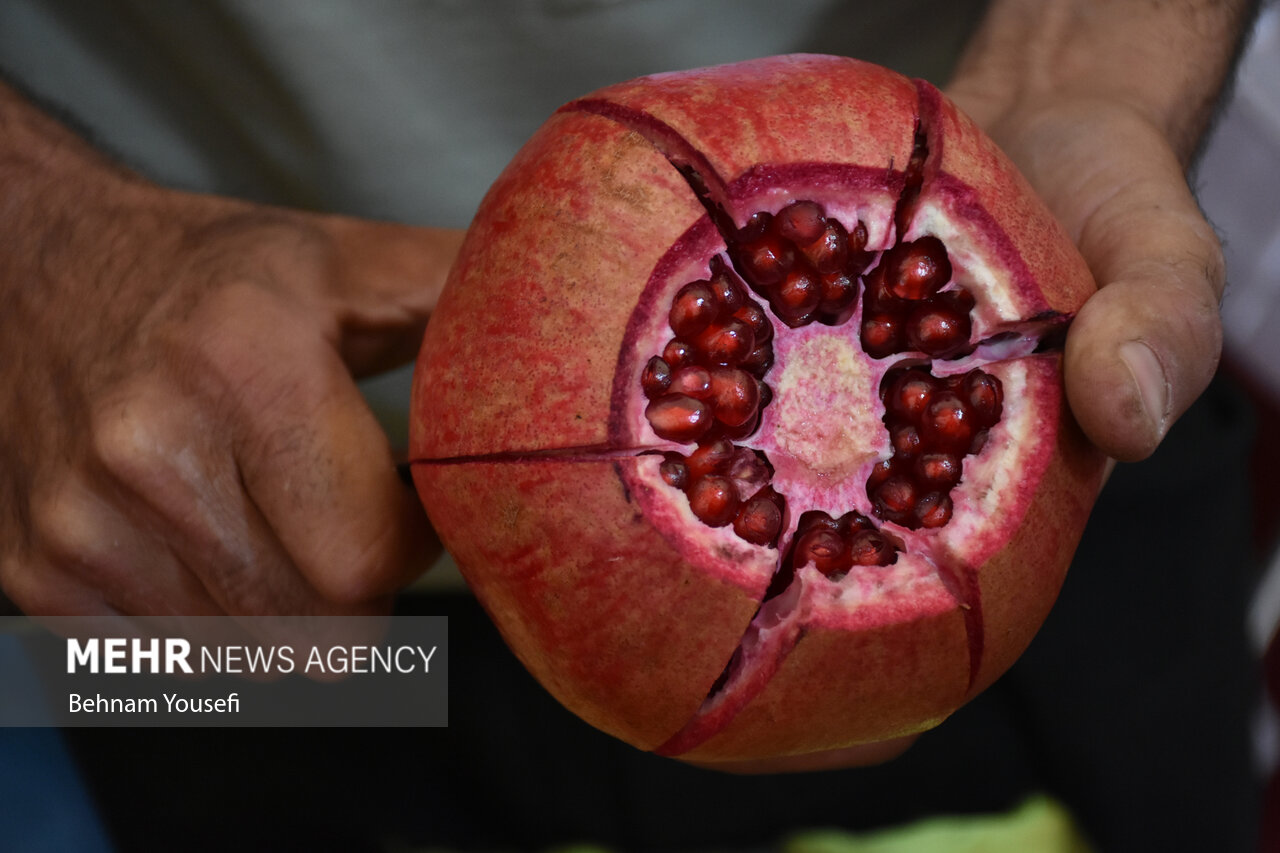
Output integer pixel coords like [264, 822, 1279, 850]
[771, 335, 881, 481]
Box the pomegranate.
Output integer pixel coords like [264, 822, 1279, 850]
[410, 55, 1105, 762]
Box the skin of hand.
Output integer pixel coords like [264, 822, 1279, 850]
[0, 79, 465, 636]
[947, 0, 1258, 465]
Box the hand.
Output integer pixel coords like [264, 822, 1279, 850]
[946, 89, 1223, 463]
[943, 0, 1256, 463]
[0, 81, 465, 635]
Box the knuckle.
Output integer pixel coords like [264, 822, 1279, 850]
[0, 552, 68, 616]
[89, 393, 175, 490]
[27, 482, 88, 567]
[26, 480, 135, 593]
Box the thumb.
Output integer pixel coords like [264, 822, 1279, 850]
[1061, 142, 1224, 462]
[314, 213, 466, 377]
[965, 98, 1226, 462]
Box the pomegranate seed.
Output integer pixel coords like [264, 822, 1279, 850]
[792, 527, 850, 576]
[716, 408, 762, 441]
[818, 271, 858, 315]
[890, 423, 922, 458]
[737, 211, 772, 243]
[850, 220, 868, 253]
[963, 370, 1003, 427]
[921, 391, 974, 454]
[800, 220, 849, 274]
[774, 200, 827, 245]
[663, 339, 694, 369]
[836, 511, 876, 537]
[709, 272, 745, 316]
[668, 366, 713, 400]
[969, 428, 990, 455]
[726, 447, 771, 489]
[709, 367, 761, 427]
[873, 475, 917, 525]
[866, 458, 895, 493]
[757, 380, 773, 410]
[862, 265, 903, 310]
[733, 489, 784, 546]
[849, 529, 896, 566]
[685, 438, 735, 479]
[915, 492, 953, 529]
[796, 510, 840, 536]
[659, 457, 689, 490]
[886, 369, 935, 420]
[861, 311, 903, 359]
[887, 237, 951, 300]
[645, 394, 712, 443]
[905, 298, 971, 356]
[641, 356, 671, 398]
[688, 475, 739, 527]
[914, 452, 962, 489]
[739, 234, 794, 287]
[734, 303, 773, 344]
[775, 268, 821, 318]
[738, 344, 774, 375]
[669, 281, 718, 338]
[694, 318, 754, 366]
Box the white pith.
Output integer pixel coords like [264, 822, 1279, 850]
[909, 202, 1025, 329]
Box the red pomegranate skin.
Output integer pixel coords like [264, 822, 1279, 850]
[411, 55, 1106, 763]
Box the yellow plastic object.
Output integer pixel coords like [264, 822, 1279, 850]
[784, 796, 1094, 853]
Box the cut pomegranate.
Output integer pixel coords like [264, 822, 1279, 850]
[411, 56, 1105, 765]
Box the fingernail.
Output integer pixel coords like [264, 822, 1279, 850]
[1119, 341, 1169, 437]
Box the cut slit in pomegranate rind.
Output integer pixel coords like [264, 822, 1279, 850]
[410, 55, 1105, 763]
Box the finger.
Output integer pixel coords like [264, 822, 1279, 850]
[88, 366, 398, 629]
[1063, 152, 1224, 461]
[195, 286, 434, 603]
[973, 100, 1225, 461]
[27, 474, 223, 619]
[314, 215, 466, 376]
[1, 548, 131, 628]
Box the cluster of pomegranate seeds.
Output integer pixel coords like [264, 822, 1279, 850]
[658, 439, 785, 544]
[642, 264, 775, 445]
[731, 200, 873, 328]
[861, 238, 975, 359]
[869, 366, 1003, 529]
[787, 510, 899, 578]
[640, 196, 1002, 564]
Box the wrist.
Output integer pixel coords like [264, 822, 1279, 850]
[947, 0, 1258, 165]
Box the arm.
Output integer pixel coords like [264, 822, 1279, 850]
[946, 0, 1258, 461]
[0, 78, 464, 628]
